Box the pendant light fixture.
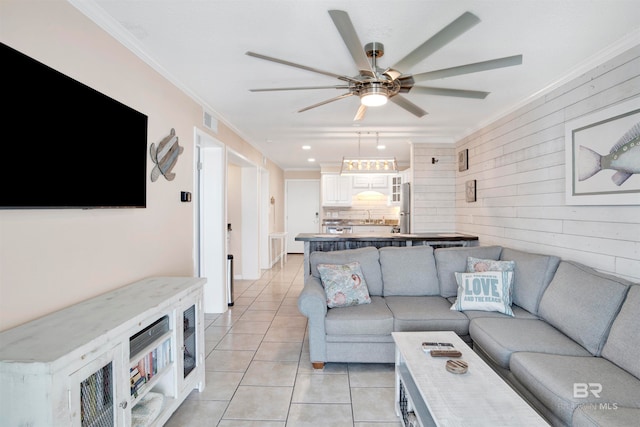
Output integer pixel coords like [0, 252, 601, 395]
[340, 132, 398, 175]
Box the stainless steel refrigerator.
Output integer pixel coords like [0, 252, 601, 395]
[400, 182, 410, 233]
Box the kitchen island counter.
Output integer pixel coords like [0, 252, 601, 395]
[296, 232, 477, 241]
[295, 232, 478, 278]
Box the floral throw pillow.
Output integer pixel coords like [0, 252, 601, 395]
[467, 257, 516, 305]
[467, 257, 516, 273]
[317, 262, 371, 308]
[450, 271, 514, 316]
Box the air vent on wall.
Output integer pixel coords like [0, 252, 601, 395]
[203, 110, 218, 133]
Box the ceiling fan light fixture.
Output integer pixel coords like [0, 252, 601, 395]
[360, 84, 389, 107]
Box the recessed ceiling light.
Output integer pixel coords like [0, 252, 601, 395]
[307, 158, 316, 162]
[377, 144, 386, 150]
[302, 145, 311, 150]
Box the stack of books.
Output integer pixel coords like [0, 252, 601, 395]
[130, 366, 146, 397]
[421, 341, 462, 357]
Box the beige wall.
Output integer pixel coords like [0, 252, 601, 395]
[284, 170, 321, 180]
[0, 0, 284, 330]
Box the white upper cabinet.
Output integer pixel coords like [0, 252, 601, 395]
[390, 175, 402, 205]
[322, 174, 352, 206]
[352, 175, 389, 190]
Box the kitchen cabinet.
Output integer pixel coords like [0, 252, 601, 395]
[352, 175, 389, 190]
[0, 277, 206, 427]
[322, 174, 352, 206]
[390, 175, 402, 205]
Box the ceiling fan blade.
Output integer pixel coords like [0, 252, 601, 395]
[246, 51, 358, 83]
[250, 85, 350, 92]
[298, 92, 355, 113]
[389, 95, 428, 118]
[410, 86, 489, 99]
[383, 68, 403, 81]
[412, 55, 523, 82]
[353, 104, 367, 121]
[328, 10, 376, 78]
[392, 11, 480, 72]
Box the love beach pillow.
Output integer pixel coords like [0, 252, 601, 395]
[317, 261, 371, 308]
[451, 271, 514, 316]
[466, 257, 516, 305]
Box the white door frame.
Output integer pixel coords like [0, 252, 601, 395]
[227, 149, 261, 280]
[194, 128, 227, 313]
[260, 168, 270, 270]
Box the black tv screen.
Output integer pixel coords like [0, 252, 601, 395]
[1, 42, 148, 209]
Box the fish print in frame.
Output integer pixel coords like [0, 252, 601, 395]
[565, 97, 640, 205]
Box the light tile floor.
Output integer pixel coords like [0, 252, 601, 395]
[165, 254, 403, 427]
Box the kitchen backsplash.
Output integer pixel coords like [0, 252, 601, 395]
[324, 198, 400, 222]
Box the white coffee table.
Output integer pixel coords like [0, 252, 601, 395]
[392, 331, 549, 426]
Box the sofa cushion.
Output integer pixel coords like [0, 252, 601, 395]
[310, 247, 384, 296]
[463, 304, 539, 321]
[385, 296, 470, 335]
[435, 246, 503, 298]
[500, 248, 560, 315]
[317, 262, 371, 308]
[601, 284, 640, 379]
[538, 261, 630, 356]
[451, 271, 514, 316]
[573, 405, 640, 427]
[380, 245, 439, 296]
[469, 317, 591, 369]
[510, 352, 640, 425]
[325, 296, 393, 336]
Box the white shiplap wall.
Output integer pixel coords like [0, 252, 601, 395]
[411, 144, 457, 232]
[413, 44, 640, 282]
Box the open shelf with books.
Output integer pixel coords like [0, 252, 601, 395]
[129, 334, 173, 402]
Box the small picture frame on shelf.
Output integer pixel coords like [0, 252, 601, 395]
[465, 180, 476, 202]
[458, 149, 469, 171]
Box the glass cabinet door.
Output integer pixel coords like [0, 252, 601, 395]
[80, 362, 114, 426]
[182, 304, 197, 378]
[69, 345, 124, 427]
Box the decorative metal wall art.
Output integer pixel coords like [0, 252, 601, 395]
[458, 149, 469, 172]
[465, 180, 476, 202]
[150, 128, 183, 182]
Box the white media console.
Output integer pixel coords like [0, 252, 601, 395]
[0, 277, 206, 426]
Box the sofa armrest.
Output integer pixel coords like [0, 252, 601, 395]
[297, 275, 328, 363]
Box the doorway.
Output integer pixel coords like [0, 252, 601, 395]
[227, 150, 261, 280]
[286, 179, 320, 253]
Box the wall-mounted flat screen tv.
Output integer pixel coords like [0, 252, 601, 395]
[1, 42, 148, 209]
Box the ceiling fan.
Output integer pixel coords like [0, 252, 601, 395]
[246, 10, 522, 121]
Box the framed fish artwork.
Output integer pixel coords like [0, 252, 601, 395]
[565, 97, 640, 205]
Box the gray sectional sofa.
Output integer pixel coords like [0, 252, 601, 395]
[297, 245, 640, 427]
